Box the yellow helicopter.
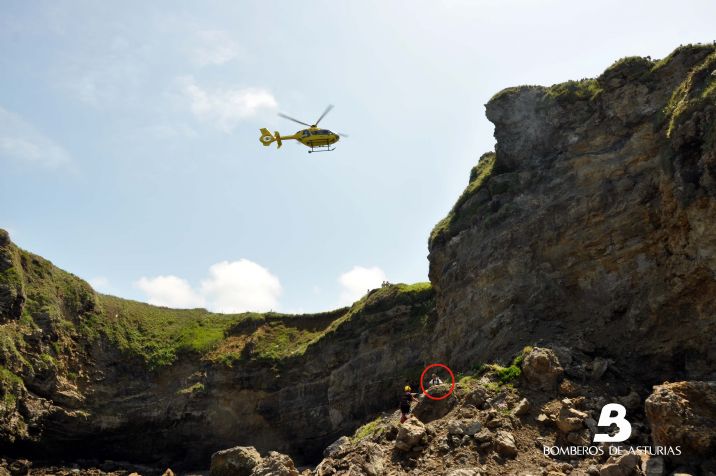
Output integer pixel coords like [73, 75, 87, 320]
[259, 105, 346, 153]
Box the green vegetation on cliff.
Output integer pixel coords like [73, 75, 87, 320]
[1, 231, 435, 374]
[209, 282, 433, 364]
[665, 51, 716, 148]
[98, 296, 244, 368]
[547, 78, 601, 101]
[430, 152, 496, 247]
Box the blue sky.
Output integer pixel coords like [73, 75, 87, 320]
[2, 0, 715, 313]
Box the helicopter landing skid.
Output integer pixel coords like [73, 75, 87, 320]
[308, 145, 336, 154]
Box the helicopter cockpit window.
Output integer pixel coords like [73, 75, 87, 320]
[302, 130, 310, 137]
[313, 130, 331, 135]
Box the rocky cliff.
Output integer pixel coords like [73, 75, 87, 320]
[429, 43, 716, 382]
[1, 43, 715, 474]
[0, 229, 435, 468]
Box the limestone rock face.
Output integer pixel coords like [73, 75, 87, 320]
[645, 381, 716, 462]
[209, 446, 262, 476]
[428, 44, 716, 381]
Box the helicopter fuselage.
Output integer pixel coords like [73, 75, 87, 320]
[291, 128, 340, 147]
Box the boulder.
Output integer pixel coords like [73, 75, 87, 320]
[413, 389, 458, 422]
[324, 435, 352, 458]
[474, 428, 492, 443]
[513, 398, 530, 416]
[643, 456, 665, 476]
[591, 357, 610, 380]
[522, 348, 564, 391]
[598, 463, 628, 476]
[559, 379, 580, 397]
[566, 429, 590, 446]
[617, 390, 641, 412]
[556, 406, 587, 433]
[355, 441, 385, 476]
[447, 470, 481, 476]
[493, 430, 517, 458]
[645, 381, 716, 462]
[447, 419, 482, 436]
[7, 461, 29, 476]
[395, 418, 427, 451]
[251, 451, 299, 476]
[210, 446, 262, 476]
[313, 460, 336, 476]
[465, 385, 490, 407]
[601, 453, 640, 476]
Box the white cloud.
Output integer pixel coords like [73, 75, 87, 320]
[0, 106, 72, 168]
[338, 266, 387, 306]
[188, 30, 241, 66]
[135, 275, 205, 308]
[201, 260, 282, 313]
[179, 76, 278, 131]
[135, 259, 281, 313]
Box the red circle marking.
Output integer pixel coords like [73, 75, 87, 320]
[420, 363, 455, 401]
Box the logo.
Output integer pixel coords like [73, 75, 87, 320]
[593, 403, 631, 443]
[544, 403, 680, 457]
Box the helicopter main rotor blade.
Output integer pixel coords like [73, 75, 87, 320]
[278, 113, 311, 127]
[314, 104, 334, 126]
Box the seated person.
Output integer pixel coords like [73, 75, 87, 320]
[428, 373, 443, 387]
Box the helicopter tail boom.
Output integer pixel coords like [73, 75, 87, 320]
[259, 128, 283, 148]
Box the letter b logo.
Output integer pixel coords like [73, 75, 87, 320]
[593, 403, 631, 442]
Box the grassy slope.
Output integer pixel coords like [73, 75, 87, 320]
[209, 281, 433, 365]
[0, 234, 433, 373]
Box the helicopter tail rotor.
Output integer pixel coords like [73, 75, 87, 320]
[259, 128, 282, 148]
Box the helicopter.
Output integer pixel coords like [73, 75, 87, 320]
[259, 105, 346, 153]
